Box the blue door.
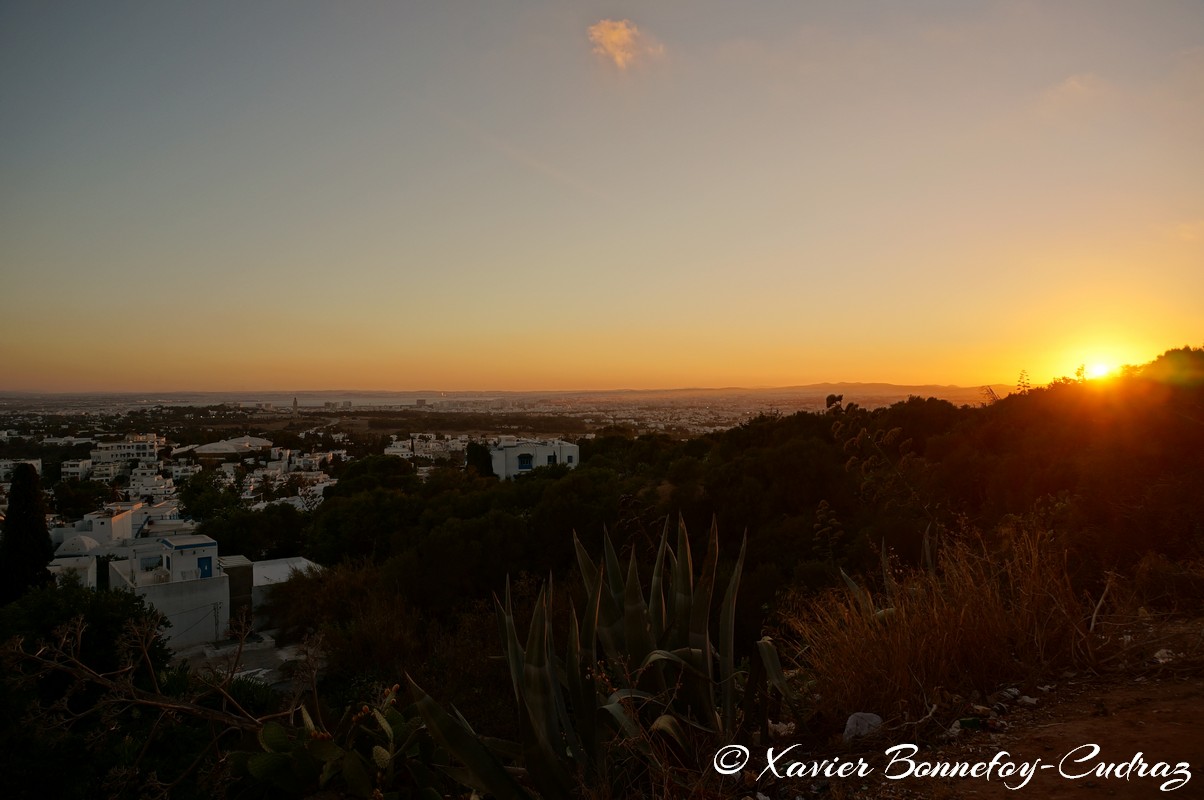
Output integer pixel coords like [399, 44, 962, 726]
[198, 556, 212, 578]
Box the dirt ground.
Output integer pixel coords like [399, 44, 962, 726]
[738, 622, 1204, 800]
[866, 674, 1204, 799]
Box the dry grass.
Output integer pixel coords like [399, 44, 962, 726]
[775, 529, 1089, 733]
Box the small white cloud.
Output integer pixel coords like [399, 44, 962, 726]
[1030, 73, 1118, 128]
[1175, 220, 1204, 241]
[1042, 73, 1110, 108]
[587, 19, 664, 70]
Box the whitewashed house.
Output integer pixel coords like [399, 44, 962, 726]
[108, 535, 230, 648]
[490, 437, 580, 480]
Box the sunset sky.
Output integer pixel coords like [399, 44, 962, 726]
[2, 1, 1201, 392]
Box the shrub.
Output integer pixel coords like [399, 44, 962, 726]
[776, 526, 1087, 732]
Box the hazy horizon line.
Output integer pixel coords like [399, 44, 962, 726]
[0, 380, 1016, 397]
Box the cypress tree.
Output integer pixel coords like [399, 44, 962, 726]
[1, 463, 54, 604]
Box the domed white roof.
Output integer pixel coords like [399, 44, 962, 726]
[194, 441, 238, 454]
[225, 435, 273, 448]
[194, 436, 273, 455]
[57, 535, 101, 555]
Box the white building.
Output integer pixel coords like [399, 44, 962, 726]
[44, 518, 317, 650]
[51, 500, 195, 548]
[172, 463, 202, 482]
[61, 459, 93, 481]
[108, 535, 230, 648]
[46, 530, 232, 649]
[384, 435, 470, 460]
[0, 459, 42, 479]
[90, 461, 121, 482]
[490, 437, 580, 480]
[56, 505, 135, 546]
[251, 556, 321, 621]
[127, 465, 175, 502]
[48, 555, 98, 587]
[383, 438, 414, 458]
[42, 435, 96, 447]
[91, 434, 165, 468]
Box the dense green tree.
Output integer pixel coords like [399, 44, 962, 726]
[178, 469, 242, 522]
[0, 463, 53, 605]
[465, 441, 496, 477]
[0, 579, 182, 800]
[322, 454, 419, 498]
[198, 503, 307, 561]
[52, 479, 117, 520]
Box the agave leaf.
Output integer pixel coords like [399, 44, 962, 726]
[599, 696, 647, 749]
[648, 518, 670, 643]
[478, 736, 524, 762]
[520, 589, 559, 745]
[840, 568, 876, 618]
[540, 593, 585, 768]
[450, 704, 480, 734]
[519, 589, 580, 798]
[681, 519, 720, 727]
[640, 647, 710, 679]
[594, 558, 626, 663]
[579, 568, 601, 668]
[623, 550, 653, 670]
[650, 714, 689, 751]
[689, 518, 719, 669]
[660, 548, 679, 647]
[719, 533, 748, 731]
[756, 637, 802, 705]
[496, 577, 512, 660]
[406, 675, 531, 800]
[676, 515, 694, 593]
[602, 532, 625, 602]
[495, 590, 526, 707]
[573, 532, 600, 599]
[514, 701, 573, 800]
[644, 646, 719, 732]
[565, 600, 597, 760]
[669, 518, 694, 650]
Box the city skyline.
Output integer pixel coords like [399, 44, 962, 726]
[3, 1, 1201, 392]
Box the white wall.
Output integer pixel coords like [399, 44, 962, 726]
[133, 576, 231, 648]
[490, 440, 580, 479]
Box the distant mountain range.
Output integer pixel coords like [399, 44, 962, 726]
[557, 383, 1015, 406]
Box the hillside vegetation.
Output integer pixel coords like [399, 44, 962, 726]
[3, 346, 1202, 799]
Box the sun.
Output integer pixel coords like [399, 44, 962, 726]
[1085, 362, 1116, 380]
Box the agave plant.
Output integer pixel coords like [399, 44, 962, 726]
[409, 518, 800, 798]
